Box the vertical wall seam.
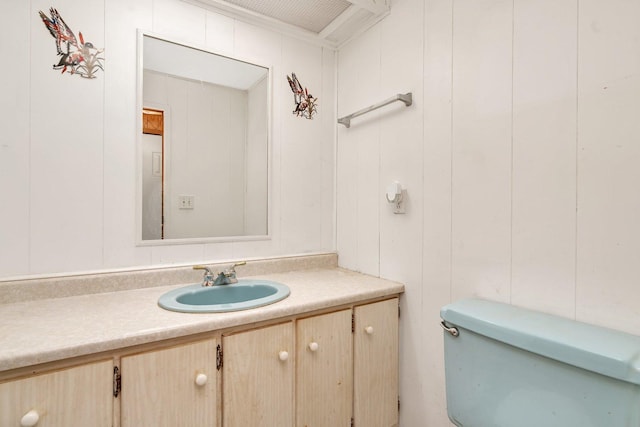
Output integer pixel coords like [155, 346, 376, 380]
[449, 0, 455, 303]
[574, 0, 580, 320]
[204, 6, 208, 45]
[28, 0, 33, 274]
[332, 49, 340, 252]
[377, 26, 382, 276]
[420, 0, 426, 314]
[319, 46, 324, 249]
[509, 0, 515, 304]
[335, 49, 341, 260]
[102, 0, 107, 268]
[418, 0, 427, 410]
[232, 16, 236, 55]
[278, 34, 284, 255]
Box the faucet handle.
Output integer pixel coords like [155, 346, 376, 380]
[224, 261, 246, 275]
[216, 261, 246, 285]
[193, 265, 216, 286]
[193, 265, 216, 276]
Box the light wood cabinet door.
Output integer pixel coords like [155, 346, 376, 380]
[296, 309, 353, 427]
[353, 298, 399, 427]
[222, 322, 293, 427]
[0, 359, 113, 427]
[120, 339, 217, 427]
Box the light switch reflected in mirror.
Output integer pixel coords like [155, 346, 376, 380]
[139, 32, 270, 243]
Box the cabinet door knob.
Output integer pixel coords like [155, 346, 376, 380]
[308, 342, 319, 352]
[278, 350, 289, 361]
[21, 409, 39, 427]
[365, 326, 374, 335]
[195, 373, 208, 386]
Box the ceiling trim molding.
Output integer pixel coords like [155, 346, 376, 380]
[181, 0, 390, 50]
[330, 7, 390, 49]
[348, 0, 389, 15]
[183, 0, 340, 49]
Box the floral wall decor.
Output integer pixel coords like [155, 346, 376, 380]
[286, 73, 318, 119]
[38, 7, 104, 79]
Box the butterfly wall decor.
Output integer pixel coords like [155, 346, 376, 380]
[38, 7, 104, 79]
[286, 73, 318, 119]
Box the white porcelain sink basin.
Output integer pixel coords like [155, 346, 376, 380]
[158, 279, 290, 313]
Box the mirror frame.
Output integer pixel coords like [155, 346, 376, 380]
[135, 29, 273, 246]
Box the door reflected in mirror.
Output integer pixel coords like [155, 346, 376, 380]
[139, 33, 269, 242]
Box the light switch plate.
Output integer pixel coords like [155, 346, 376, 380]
[179, 195, 194, 209]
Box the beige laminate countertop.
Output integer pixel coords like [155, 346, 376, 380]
[0, 267, 403, 373]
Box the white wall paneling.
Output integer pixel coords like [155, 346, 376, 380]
[0, 0, 30, 276]
[6, 0, 640, 425]
[143, 71, 257, 239]
[204, 11, 235, 55]
[320, 47, 338, 252]
[280, 37, 326, 254]
[421, 0, 453, 424]
[377, 2, 425, 427]
[153, 0, 207, 45]
[511, 0, 577, 316]
[450, 0, 513, 303]
[245, 77, 269, 236]
[576, 0, 640, 332]
[338, 1, 425, 426]
[0, 0, 336, 279]
[103, 0, 154, 270]
[336, 27, 382, 276]
[30, 0, 105, 275]
[337, 0, 640, 425]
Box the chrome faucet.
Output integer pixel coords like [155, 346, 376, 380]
[193, 265, 216, 287]
[213, 261, 246, 285]
[193, 261, 246, 286]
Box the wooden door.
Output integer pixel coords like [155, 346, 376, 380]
[120, 339, 217, 427]
[353, 298, 399, 427]
[222, 322, 293, 427]
[296, 309, 353, 427]
[0, 360, 113, 427]
[141, 108, 165, 239]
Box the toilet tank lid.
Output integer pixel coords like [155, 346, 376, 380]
[441, 299, 640, 386]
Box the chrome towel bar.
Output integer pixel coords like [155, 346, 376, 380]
[337, 92, 413, 128]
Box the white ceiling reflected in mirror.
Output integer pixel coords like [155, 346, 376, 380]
[138, 32, 270, 244]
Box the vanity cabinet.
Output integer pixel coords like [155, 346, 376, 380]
[0, 297, 399, 427]
[221, 299, 397, 427]
[0, 359, 113, 427]
[221, 311, 353, 427]
[120, 338, 218, 427]
[354, 298, 399, 427]
[296, 309, 353, 427]
[222, 322, 294, 426]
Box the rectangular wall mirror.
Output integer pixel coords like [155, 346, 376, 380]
[138, 32, 270, 243]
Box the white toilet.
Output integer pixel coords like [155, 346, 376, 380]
[440, 299, 640, 426]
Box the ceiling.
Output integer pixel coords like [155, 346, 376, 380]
[223, 0, 352, 33]
[187, 0, 390, 47]
[144, 35, 268, 90]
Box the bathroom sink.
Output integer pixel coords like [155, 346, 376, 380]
[157, 279, 290, 313]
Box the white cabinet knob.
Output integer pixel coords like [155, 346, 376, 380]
[195, 373, 208, 386]
[365, 326, 374, 335]
[278, 350, 289, 361]
[308, 342, 319, 352]
[21, 409, 39, 427]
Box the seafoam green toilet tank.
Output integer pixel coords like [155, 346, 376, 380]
[440, 299, 640, 427]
